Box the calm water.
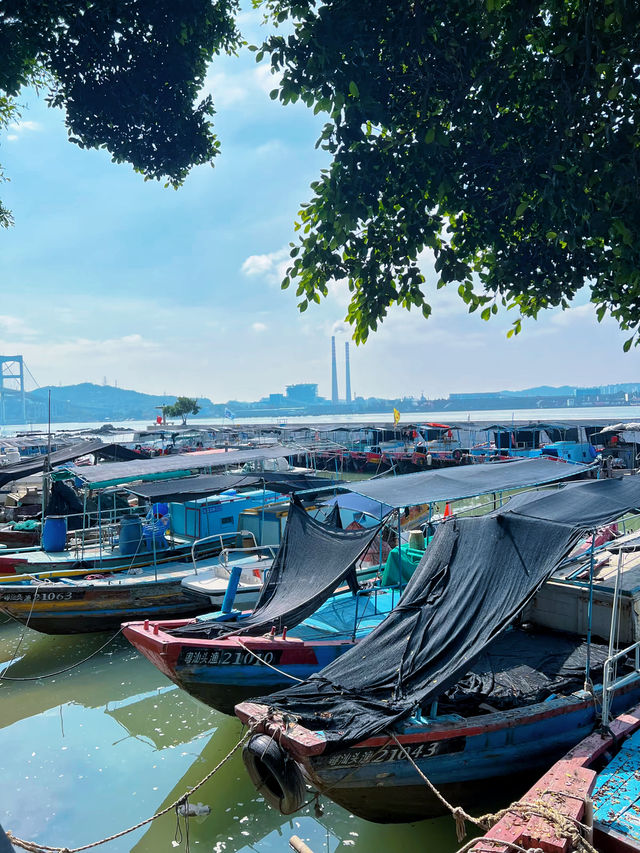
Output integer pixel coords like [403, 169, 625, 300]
[0, 621, 465, 853]
[6, 403, 640, 435]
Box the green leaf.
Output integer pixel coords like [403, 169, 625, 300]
[515, 201, 528, 218]
[623, 337, 633, 353]
[424, 127, 436, 144]
[349, 81, 359, 98]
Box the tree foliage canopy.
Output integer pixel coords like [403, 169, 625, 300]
[162, 397, 201, 425]
[3, 1, 640, 345]
[261, 0, 640, 345]
[0, 0, 241, 227]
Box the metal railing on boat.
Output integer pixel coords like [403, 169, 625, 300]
[602, 640, 640, 726]
[189, 531, 260, 574]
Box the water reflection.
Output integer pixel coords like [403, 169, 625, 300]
[0, 622, 462, 853]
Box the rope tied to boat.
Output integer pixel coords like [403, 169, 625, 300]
[389, 733, 598, 852]
[5, 727, 253, 853]
[235, 638, 305, 682]
[0, 628, 124, 681]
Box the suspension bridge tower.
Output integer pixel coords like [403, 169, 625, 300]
[0, 355, 26, 425]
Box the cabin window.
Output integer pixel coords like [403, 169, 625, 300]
[221, 516, 234, 525]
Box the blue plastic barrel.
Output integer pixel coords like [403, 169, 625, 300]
[42, 516, 67, 552]
[119, 516, 143, 555]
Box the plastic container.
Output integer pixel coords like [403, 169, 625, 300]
[42, 516, 67, 553]
[119, 516, 143, 555]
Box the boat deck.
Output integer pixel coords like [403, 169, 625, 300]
[593, 727, 640, 847]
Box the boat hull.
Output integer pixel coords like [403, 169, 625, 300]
[123, 620, 352, 715]
[0, 577, 212, 634]
[239, 682, 640, 824]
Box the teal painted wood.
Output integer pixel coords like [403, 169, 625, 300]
[593, 727, 640, 843]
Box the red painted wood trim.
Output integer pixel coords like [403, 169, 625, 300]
[469, 704, 640, 853]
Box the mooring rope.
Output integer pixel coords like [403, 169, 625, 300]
[388, 733, 597, 852]
[235, 638, 304, 683]
[6, 728, 252, 853]
[0, 628, 124, 681]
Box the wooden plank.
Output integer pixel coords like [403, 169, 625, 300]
[470, 705, 640, 853]
[235, 701, 327, 756]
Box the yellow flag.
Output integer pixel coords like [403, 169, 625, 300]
[393, 407, 400, 426]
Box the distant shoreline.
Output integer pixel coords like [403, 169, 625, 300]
[3, 404, 640, 435]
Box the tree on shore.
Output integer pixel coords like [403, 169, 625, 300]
[3, 1, 640, 346]
[162, 397, 201, 426]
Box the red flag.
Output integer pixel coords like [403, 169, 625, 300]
[444, 502, 452, 518]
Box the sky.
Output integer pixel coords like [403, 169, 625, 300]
[0, 9, 638, 405]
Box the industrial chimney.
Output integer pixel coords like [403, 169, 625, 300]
[331, 336, 339, 404]
[345, 341, 352, 403]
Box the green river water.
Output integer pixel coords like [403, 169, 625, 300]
[0, 622, 468, 853]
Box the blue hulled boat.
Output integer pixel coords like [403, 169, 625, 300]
[236, 476, 640, 823]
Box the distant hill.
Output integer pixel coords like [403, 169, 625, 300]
[499, 382, 640, 398]
[13, 383, 219, 424]
[498, 385, 577, 398]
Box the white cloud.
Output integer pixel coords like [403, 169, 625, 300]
[203, 71, 249, 108]
[254, 63, 279, 94]
[550, 303, 594, 327]
[255, 139, 285, 158]
[8, 120, 42, 134]
[202, 61, 280, 110]
[241, 247, 290, 284]
[251, 321, 267, 332]
[0, 315, 37, 337]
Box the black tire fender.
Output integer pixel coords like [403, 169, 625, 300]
[243, 734, 306, 814]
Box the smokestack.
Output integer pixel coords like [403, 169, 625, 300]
[345, 341, 351, 403]
[331, 336, 339, 404]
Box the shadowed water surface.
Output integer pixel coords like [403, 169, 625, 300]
[0, 621, 467, 853]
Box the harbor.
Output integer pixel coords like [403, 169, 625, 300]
[0, 428, 638, 852]
[0, 622, 468, 853]
[5, 4, 640, 850]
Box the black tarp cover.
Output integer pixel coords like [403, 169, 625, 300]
[255, 476, 640, 747]
[125, 473, 337, 503]
[492, 476, 640, 527]
[68, 445, 302, 487]
[0, 440, 137, 490]
[439, 628, 609, 714]
[342, 456, 593, 509]
[171, 500, 381, 640]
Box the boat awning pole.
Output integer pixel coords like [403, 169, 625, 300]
[584, 529, 596, 689]
[98, 492, 102, 570]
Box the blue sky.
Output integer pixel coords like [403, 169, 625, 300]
[0, 9, 637, 403]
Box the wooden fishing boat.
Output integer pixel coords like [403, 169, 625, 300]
[123, 579, 406, 714]
[234, 477, 640, 823]
[0, 550, 274, 634]
[123, 502, 405, 712]
[469, 702, 640, 852]
[236, 632, 640, 822]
